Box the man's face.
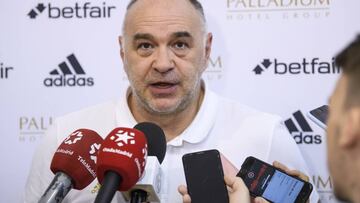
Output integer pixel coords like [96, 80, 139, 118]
[120, 0, 211, 115]
[326, 75, 350, 201]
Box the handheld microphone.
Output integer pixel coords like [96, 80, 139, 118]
[95, 127, 148, 203]
[38, 129, 103, 203]
[122, 122, 167, 203]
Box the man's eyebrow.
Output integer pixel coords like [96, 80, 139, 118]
[133, 33, 155, 41]
[132, 32, 192, 41]
[171, 31, 192, 38]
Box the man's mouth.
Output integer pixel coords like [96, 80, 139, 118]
[151, 82, 177, 88]
[148, 81, 179, 95]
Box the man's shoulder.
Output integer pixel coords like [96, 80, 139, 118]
[217, 95, 282, 122]
[54, 99, 120, 139]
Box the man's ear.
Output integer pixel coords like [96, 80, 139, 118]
[118, 36, 125, 61]
[339, 107, 360, 148]
[205, 32, 213, 60]
[202, 32, 213, 72]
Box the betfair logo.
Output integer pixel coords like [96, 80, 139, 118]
[252, 58, 339, 75]
[28, 2, 116, 19]
[28, 3, 46, 19]
[0, 62, 14, 79]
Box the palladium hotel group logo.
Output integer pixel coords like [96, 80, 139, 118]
[226, 0, 331, 20]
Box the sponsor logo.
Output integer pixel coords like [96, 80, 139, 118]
[56, 149, 74, 156]
[64, 130, 83, 145]
[253, 57, 339, 75]
[205, 55, 223, 80]
[28, 2, 116, 19]
[110, 129, 136, 147]
[43, 53, 94, 87]
[0, 62, 14, 79]
[312, 175, 337, 202]
[77, 155, 96, 178]
[89, 143, 101, 163]
[226, 0, 331, 20]
[285, 110, 322, 144]
[19, 116, 53, 142]
[102, 147, 133, 158]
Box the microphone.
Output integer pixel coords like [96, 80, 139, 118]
[38, 129, 103, 203]
[122, 122, 167, 203]
[95, 127, 148, 203]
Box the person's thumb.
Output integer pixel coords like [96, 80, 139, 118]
[254, 197, 269, 203]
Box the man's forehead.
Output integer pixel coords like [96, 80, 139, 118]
[123, 0, 203, 31]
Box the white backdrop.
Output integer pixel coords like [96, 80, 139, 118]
[1, 0, 359, 202]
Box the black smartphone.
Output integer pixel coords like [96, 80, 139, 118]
[307, 105, 328, 129]
[237, 156, 313, 203]
[182, 149, 229, 203]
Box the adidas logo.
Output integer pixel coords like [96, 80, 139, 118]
[285, 110, 322, 144]
[43, 54, 94, 87]
[253, 58, 339, 75]
[27, 2, 116, 19]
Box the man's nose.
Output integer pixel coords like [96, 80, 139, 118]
[153, 46, 174, 73]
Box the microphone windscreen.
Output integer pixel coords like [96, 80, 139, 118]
[50, 129, 103, 190]
[96, 127, 147, 191]
[134, 122, 166, 164]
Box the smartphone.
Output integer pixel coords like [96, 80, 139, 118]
[237, 156, 313, 203]
[307, 105, 328, 129]
[182, 149, 229, 203]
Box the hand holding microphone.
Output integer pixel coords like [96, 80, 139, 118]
[39, 129, 103, 203]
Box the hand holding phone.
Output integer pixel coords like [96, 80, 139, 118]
[237, 156, 313, 203]
[182, 149, 229, 203]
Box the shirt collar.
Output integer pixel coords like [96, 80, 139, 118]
[115, 80, 219, 146]
[168, 80, 219, 146]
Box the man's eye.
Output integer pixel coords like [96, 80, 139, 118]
[173, 42, 188, 49]
[138, 43, 153, 49]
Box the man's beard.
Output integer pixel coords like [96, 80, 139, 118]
[131, 80, 201, 116]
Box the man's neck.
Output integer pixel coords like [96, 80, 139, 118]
[128, 88, 204, 142]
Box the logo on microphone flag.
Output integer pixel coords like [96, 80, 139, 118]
[110, 129, 136, 147]
[64, 130, 83, 145]
[89, 143, 101, 164]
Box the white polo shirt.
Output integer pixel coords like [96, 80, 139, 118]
[24, 83, 319, 203]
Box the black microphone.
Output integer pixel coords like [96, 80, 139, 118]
[122, 122, 167, 203]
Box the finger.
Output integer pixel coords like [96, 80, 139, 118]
[254, 197, 270, 203]
[224, 175, 249, 195]
[182, 194, 192, 203]
[273, 161, 309, 182]
[221, 153, 239, 177]
[273, 161, 289, 172]
[178, 185, 188, 196]
[224, 175, 236, 187]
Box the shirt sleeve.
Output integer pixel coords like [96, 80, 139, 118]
[267, 122, 320, 203]
[23, 123, 58, 203]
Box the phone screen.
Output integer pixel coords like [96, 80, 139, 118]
[238, 157, 312, 203]
[182, 149, 229, 203]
